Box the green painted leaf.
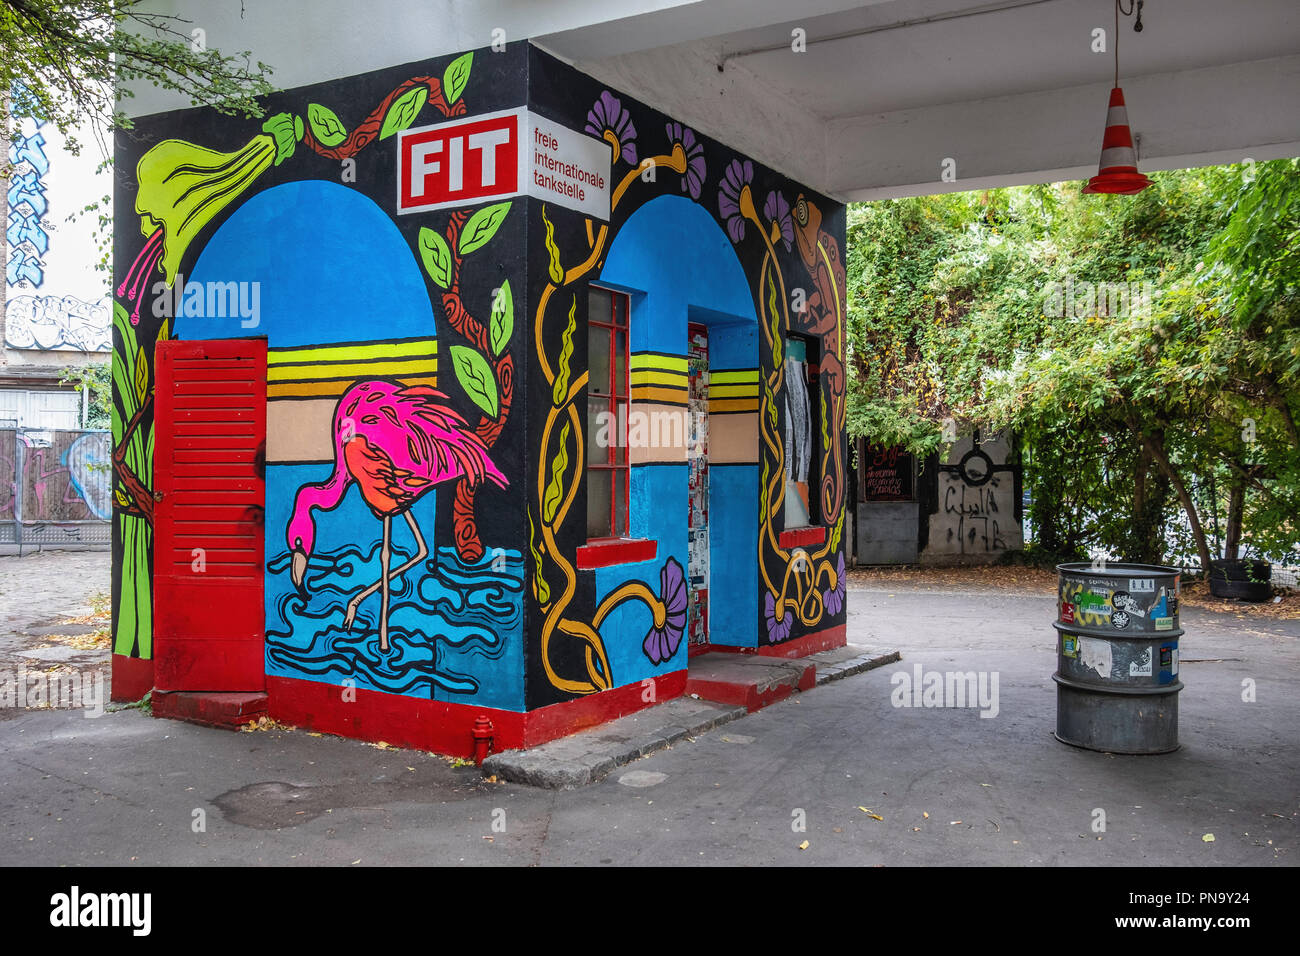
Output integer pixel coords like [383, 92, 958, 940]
[449, 344, 499, 419]
[543, 205, 563, 283]
[542, 421, 571, 523]
[307, 103, 347, 146]
[490, 279, 514, 357]
[418, 227, 453, 289]
[134, 347, 148, 407]
[528, 511, 550, 604]
[552, 296, 576, 405]
[379, 85, 429, 140]
[767, 271, 782, 352]
[459, 201, 510, 255]
[443, 52, 473, 105]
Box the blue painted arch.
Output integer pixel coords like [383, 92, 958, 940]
[594, 193, 760, 663]
[185, 180, 436, 347]
[600, 194, 757, 362]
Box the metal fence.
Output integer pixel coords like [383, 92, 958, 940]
[0, 427, 112, 552]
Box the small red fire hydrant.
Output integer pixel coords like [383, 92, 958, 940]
[471, 715, 495, 766]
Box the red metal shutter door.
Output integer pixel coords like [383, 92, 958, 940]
[153, 339, 267, 691]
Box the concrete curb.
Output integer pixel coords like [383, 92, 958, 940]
[483, 645, 900, 790]
[481, 698, 747, 790]
[813, 650, 901, 685]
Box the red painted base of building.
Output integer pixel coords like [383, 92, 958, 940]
[265, 669, 689, 759]
[756, 623, 846, 659]
[686, 660, 816, 712]
[110, 654, 155, 703]
[152, 690, 268, 729]
[690, 624, 847, 660]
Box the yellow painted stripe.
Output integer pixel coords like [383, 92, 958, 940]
[708, 383, 759, 398]
[268, 339, 438, 364]
[709, 399, 760, 413]
[268, 358, 437, 381]
[632, 386, 689, 405]
[268, 375, 438, 398]
[710, 369, 760, 384]
[630, 370, 688, 387]
[631, 354, 687, 372]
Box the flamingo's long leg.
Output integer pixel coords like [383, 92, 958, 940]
[379, 516, 392, 652]
[343, 510, 430, 633]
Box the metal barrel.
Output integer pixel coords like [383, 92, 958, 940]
[1053, 562, 1184, 754]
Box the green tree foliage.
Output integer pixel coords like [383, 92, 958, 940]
[847, 161, 1300, 569]
[2, 1, 275, 153]
[59, 361, 111, 428]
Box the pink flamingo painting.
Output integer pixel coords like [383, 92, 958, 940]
[286, 380, 507, 651]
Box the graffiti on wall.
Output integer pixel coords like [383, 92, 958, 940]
[0, 429, 111, 522]
[5, 294, 112, 351]
[6, 97, 113, 353]
[6, 111, 49, 289]
[926, 430, 1022, 558]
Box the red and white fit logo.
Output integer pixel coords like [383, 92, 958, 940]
[398, 108, 526, 214]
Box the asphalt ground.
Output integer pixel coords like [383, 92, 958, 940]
[0, 550, 1294, 868]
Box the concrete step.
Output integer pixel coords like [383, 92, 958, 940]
[685, 645, 901, 711]
[153, 690, 268, 730]
[685, 652, 815, 712]
[482, 644, 901, 789]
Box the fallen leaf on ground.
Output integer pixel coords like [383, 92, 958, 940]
[798, 840, 809, 850]
[1203, 833, 1215, 843]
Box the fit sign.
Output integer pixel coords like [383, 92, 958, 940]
[398, 107, 611, 220]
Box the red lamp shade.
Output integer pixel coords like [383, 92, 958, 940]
[1084, 87, 1153, 195]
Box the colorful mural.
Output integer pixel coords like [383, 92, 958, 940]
[112, 41, 847, 742]
[111, 49, 526, 703]
[285, 380, 508, 650]
[524, 47, 847, 707]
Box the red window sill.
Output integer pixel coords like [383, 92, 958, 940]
[779, 526, 826, 549]
[577, 538, 658, 570]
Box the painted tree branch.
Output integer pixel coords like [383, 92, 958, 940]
[301, 76, 461, 160]
[113, 393, 154, 525]
[441, 212, 515, 562]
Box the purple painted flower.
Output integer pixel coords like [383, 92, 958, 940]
[823, 552, 846, 617]
[643, 557, 688, 664]
[763, 190, 793, 252]
[585, 91, 638, 166]
[717, 158, 754, 243]
[665, 122, 706, 200]
[764, 590, 793, 644]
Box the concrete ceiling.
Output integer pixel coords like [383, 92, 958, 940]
[541, 0, 1300, 198]
[124, 1, 1300, 200]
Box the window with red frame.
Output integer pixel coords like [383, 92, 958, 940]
[586, 286, 630, 539]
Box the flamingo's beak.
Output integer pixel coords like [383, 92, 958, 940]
[291, 549, 309, 600]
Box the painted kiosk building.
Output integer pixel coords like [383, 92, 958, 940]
[111, 43, 848, 756]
